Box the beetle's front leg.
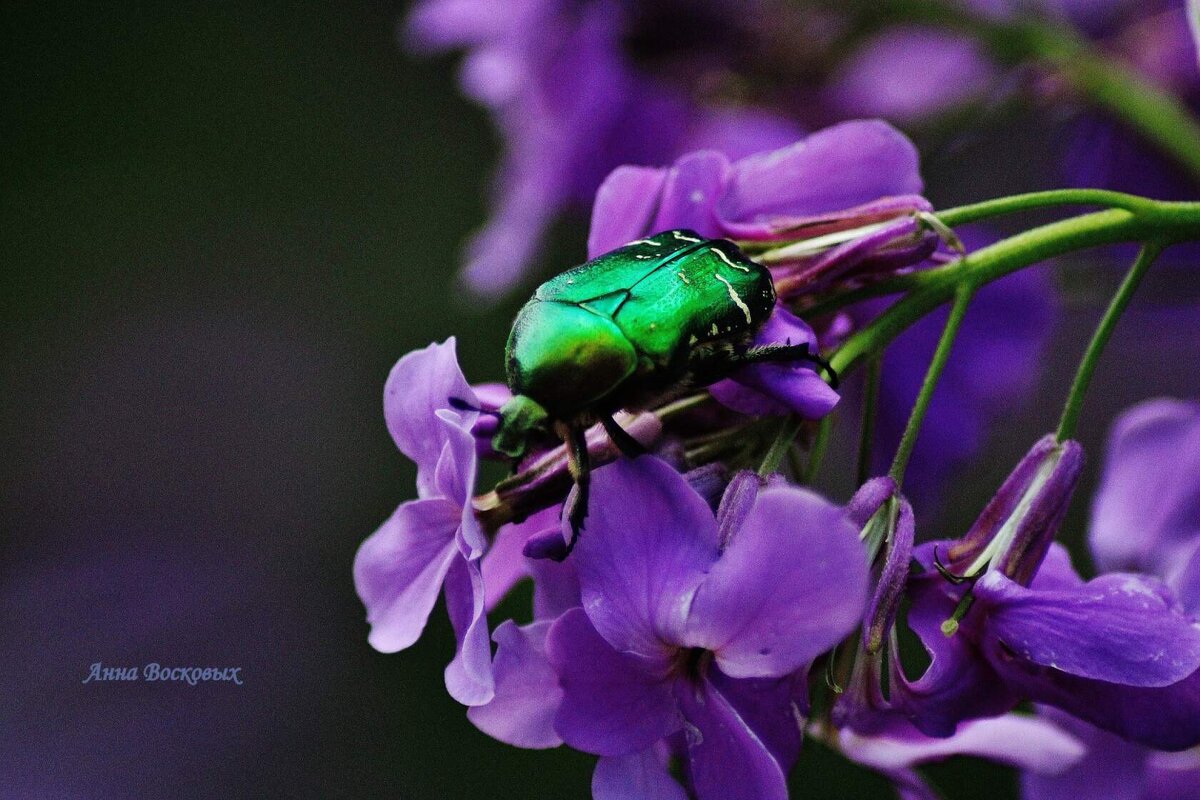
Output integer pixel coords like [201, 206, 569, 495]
[600, 414, 647, 459]
[556, 422, 590, 560]
[737, 343, 839, 389]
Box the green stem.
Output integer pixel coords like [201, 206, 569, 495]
[888, 286, 974, 486]
[1056, 243, 1163, 441]
[758, 415, 804, 477]
[857, 353, 882, 486]
[804, 414, 834, 483]
[861, 0, 1200, 180]
[936, 189, 1161, 227]
[829, 202, 1200, 376]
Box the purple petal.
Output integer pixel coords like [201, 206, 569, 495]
[531, 550, 581, 619]
[845, 477, 898, 528]
[707, 668, 807, 771]
[898, 547, 1018, 736]
[444, 556, 494, 706]
[710, 367, 840, 418]
[574, 456, 719, 658]
[866, 496, 915, 653]
[467, 620, 562, 748]
[683, 106, 806, 163]
[649, 150, 730, 237]
[1090, 398, 1200, 576]
[824, 28, 997, 121]
[974, 569, 1200, 687]
[838, 713, 1085, 773]
[715, 470, 762, 550]
[593, 744, 687, 800]
[675, 676, 790, 800]
[481, 523, 529, 614]
[437, 412, 485, 557]
[1021, 707, 1151, 800]
[588, 165, 669, 258]
[711, 306, 840, 418]
[547, 608, 681, 757]
[992, 656, 1200, 752]
[459, 168, 559, 296]
[383, 339, 476, 497]
[353, 498, 459, 653]
[685, 485, 868, 678]
[716, 121, 922, 237]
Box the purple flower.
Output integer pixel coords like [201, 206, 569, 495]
[587, 120, 928, 257]
[352, 339, 494, 705]
[1021, 399, 1200, 799]
[824, 27, 999, 123]
[896, 436, 1200, 750]
[503, 456, 870, 800]
[1089, 398, 1200, 615]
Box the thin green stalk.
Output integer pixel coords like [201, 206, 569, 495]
[857, 353, 883, 486]
[936, 189, 1161, 227]
[804, 414, 834, 483]
[759, 415, 804, 477]
[1056, 243, 1163, 441]
[830, 202, 1200, 377]
[889, 286, 974, 486]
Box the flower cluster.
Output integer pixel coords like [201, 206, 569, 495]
[355, 131, 1200, 800]
[359, 27, 1200, 791]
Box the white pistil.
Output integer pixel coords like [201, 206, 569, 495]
[754, 221, 895, 265]
[963, 451, 1062, 577]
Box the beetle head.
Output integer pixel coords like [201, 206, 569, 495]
[492, 395, 550, 459]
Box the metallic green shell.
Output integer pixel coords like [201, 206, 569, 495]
[507, 229, 775, 417]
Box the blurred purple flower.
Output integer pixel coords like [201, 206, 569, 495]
[407, 0, 808, 297]
[479, 456, 869, 799]
[353, 338, 494, 705]
[1089, 398, 1200, 615]
[834, 713, 1086, 800]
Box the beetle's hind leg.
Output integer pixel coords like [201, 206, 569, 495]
[738, 342, 840, 389]
[556, 422, 591, 560]
[600, 414, 646, 458]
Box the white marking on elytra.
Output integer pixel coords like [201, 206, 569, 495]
[677, 271, 691, 284]
[672, 231, 701, 243]
[628, 238, 659, 246]
[709, 246, 750, 272]
[710, 323, 719, 336]
[714, 273, 753, 323]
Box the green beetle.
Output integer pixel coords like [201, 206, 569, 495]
[483, 228, 830, 555]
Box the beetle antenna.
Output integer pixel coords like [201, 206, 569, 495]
[448, 397, 501, 417]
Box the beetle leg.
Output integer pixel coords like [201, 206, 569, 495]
[558, 423, 590, 559]
[600, 414, 646, 458]
[739, 343, 840, 389]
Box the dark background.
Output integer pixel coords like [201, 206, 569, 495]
[3, 2, 1197, 798]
